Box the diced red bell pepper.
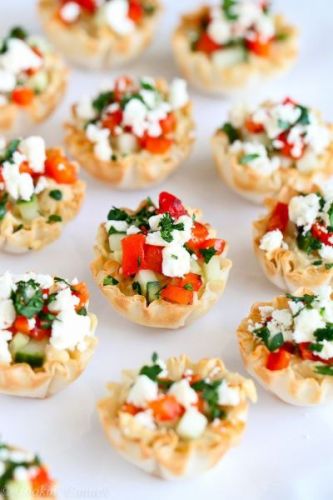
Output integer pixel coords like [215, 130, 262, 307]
[191, 221, 209, 241]
[114, 76, 134, 102]
[122, 234, 146, 277]
[160, 285, 193, 305]
[283, 97, 298, 106]
[198, 238, 225, 254]
[266, 347, 291, 371]
[31, 467, 53, 497]
[299, 342, 318, 361]
[148, 395, 184, 421]
[245, 117, 265, 134]
[245, 34, 272, 57]
[142, 244, 163, 273]
[277, 131, 305, 159]
[30, 327, 51, 341]
[101, 109, 123, 134]
[45, 149, 77, 184]
[13, 316, 31, 335]
[173, 272, 202, 292]
[311, 223, 333, 246]
[19, 161, 35, 176]
[160, 113, 176, 135]
[72, 282, 90, 308]
[158, 192, 187, 218]
[195, 32, 220, 54]
[121, 403, 142, 415]
[141, 135, 173, 154]
[12, 87, 34, 106]
[128, 0, 144, 22]
[267, 202, 289, 233]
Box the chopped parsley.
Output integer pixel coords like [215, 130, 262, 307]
[0, 192, 8, 220]
[12, 280, 44, 318]
[240, 153, 260, 165]
[200, 247, 216, 263]
[191, 379, 225, 420]
[132, 281, 142, 295]
[107, 207, 130, 222]
[159, 213, 184, 243]
[139, 352, 163, 381]
[253, 327, 284, 352]
[92, 91, 113, 114]
[222, 0, 238, 21]
[0, 139, 20, 163]
[48, 214, 62, 223]
[9, 26, 28, 40]
[184, 283, 193, 291]
[77, 307, 87, 316]
[297, 230, 322, 254]
[221, 122, 240, 143]
[314, 365, 333, 376]
[49, 189, 63, 201]
[314, 324, 333, 342]
[286, 293, 317, 309]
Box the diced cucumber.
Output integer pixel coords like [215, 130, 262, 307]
[108, 233, 126, 251]
[9, 333, 30, 355]
[28, 70, 49, 94]
[6, 479, 32, 500]
[16, 195, 40, 221]
[212, 47, 247, 68]
[190, 258, 202, 275]
[147, 281, 162, 304]
[135, 270, 158, 296]
[203, 255, 224, 282]
[14, 339, 48, 368]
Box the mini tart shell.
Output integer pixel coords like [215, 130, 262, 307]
[64, 95, 195, 190]
[0, 52, 68, 136]
[38, 0, 161, 70]
[97, 355, 257, 479]
[91, 217, 232, 329]
[172, 6, 298, 95]
[253, 185, 333, 292]
[0, 178, 85, 254]
[0, 313, 97, 399]
[237, 290, 333, 406]
[212, 126, 333, 204]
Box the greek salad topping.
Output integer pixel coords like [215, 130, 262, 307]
[222, 98, 331, 174]
[259, 185, 333, 266]
[0, 272, 93, 368]
[58, 0, 157, 34]
[191, 0, 286, 61]
[249, 287, 333, 375]
[103, 192, 226, 306]
[75, 76, 189, 161]
[0, 136, 78, 225]
[0, 442, 53, 500]
[0, 27, 51, 107]
[120, 353, 243, 439]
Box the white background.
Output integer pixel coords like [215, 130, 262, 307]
[1, 1, 333, 499]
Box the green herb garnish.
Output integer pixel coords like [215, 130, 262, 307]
[240, 153, 260, 165]
[221, 122, 240, 143]
[12, 280, 44, 318]
[49, 189, 63, 201]
[103, 275, 119, 286]
[159, 213, 184, 243]
[48, 214, 62, 223]
[200, 247, 216, 264]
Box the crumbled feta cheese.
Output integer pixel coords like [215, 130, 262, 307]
[76, 97, 96, 120]
[13, 466, 29, 481]
[230, 140, 280, 175]
[60, 1, 81, 23]
[288, 194, 320, 229]
[34, 176, 48, 194]
[127, 225, 140, 235]
[168, 379, 198, 409]
[0, 330, 12, 364]
[105, 220, 128, 233]
[259, 230, 284, 252]
[48, 287, 79, 313]
[19, 136, 46, 173]
[0, 69, 16, 92]
[207, 18, 231, 44]
[177, 407, 208, 439]
[162, 244, 191, 277]
[94, 140, 112, 162]
[0, 272, 13, 299]
[50, 309, 91, 351]
[267, 308, 293, 341]
[116, 133, 138, 155]
[317, 340, 333, 360]
[169, 79, 189, 110]
[319, 244, 333, 263]
[0, 38, 42, 74]
[127, 375, 158, 407]
[133, 410, 156, 430]
[0, 300, 15, 330]
[103, 0, 135, 36]
[293, 308, 325, 343]
[217, 380, 241, 406]
[258, 305, 274, 321]
[122, 99, 148, 138]
[2, 157, 35, 201]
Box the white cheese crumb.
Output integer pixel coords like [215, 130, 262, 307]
[127, 375, 158, 408]
[60, 1, 81, 23]
[162, 244, 191, 277]
[169, 78, 189, 110]
[168, 379, 198, 409]
[259, 230, 284, 252]
[177, 407, 208, 440]
[288, 193, 320, 230]
[217, 380, 241, 406]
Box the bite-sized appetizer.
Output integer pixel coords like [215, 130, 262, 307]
[0, 26, 68, 136]
[213, 98, 333, 203]
[38, 0, 161, 70]
[172, 0, 298, 94]
[238, 286, 333, 405]
[91, 192, 231, 328]
[0, 136, 85, 253]
[253, 183, 333, 291]
[65, 76, 194, 189]
[98, 354, 256, 479]
[0, 441, 55, 499]
[0, 272, 97, 398]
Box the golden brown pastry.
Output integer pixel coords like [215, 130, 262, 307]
[253, 183, 333, 291]
[65, 75, 195, 189]
[172, 1, 298, 95]
[0, 136, 85, 253]
[0, 26, 68, 135]
[0, 272, 97, 398]
[98, 354, 256, 479]
[238, 287, 333, 405]
[38, 0, 161, 70]
[91, 191, 232, 328]
[213, 98, 333, 203]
